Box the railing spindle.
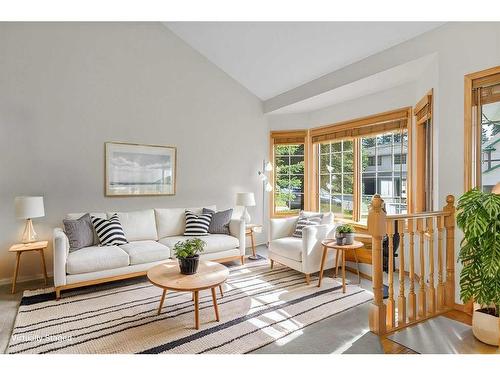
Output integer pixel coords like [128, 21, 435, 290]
[437, 215, 445, 310]
[386, 220, 395, 329]
[408, 218, 416, 322]
[426, 217, 436, 315]
[397, 219, 406, 326]
[444, 195, 456, 308]
[417, 218, 427, 319]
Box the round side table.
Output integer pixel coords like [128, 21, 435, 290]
[317, 239, 363, 293]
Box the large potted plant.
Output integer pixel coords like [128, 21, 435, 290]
[173, 238, 206, 275]
[456, 188, 500, 346]
[335, 224, 355, 245]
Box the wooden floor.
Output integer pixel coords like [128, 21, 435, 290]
[381, 310, 473, 354]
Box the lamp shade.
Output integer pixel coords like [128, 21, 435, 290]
[15, 196, 45, 219]
[236, 192, 256, 207]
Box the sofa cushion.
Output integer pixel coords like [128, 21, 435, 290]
[203, 208, 232, 235]
[66, 245, 130, 275]
[159, 234, 238, 256]
[155, 206, 216, 238]
[66, 212, 106, 245]
[110, 209, 158, 241]
[63, 213, 95, 251]
[118, 240, 170, 265]
[91, 214, 128, 246]
[269, 237, 302, 262]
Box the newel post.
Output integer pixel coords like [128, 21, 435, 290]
[443, 195, 455, 309]
[368, 194, 387, 335]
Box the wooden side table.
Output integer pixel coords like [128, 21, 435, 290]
[246, 224, 263, 260]
[9, 240, 48, 294]
[147, 260, 229, 330]
[317, 239, 363, 293]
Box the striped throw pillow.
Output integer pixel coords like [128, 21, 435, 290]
[292, 214, 323, 238]
[184, 210, 212, 236]
[91, 214, 128, 246]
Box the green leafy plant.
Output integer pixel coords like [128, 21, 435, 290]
[456, 188, 500, 317]
[173, 238, 206, 259]
[336, 224, 354, 234]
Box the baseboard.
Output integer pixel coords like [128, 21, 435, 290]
[454, 301, 474, 316]
[0, 271, 54, 287]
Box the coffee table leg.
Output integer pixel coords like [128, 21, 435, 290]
[342, 250, 346, 293]
[194, 291, 200, 330]
[335, 249, 340, 278]
[211, 287, 220, 322]
[318, 246, 327, 287]
[157, 289, 167, 315]
[218, 284, 224, 298]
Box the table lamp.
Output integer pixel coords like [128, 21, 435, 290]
[236, 192, 255, 223]
[15, 196, 45, 243]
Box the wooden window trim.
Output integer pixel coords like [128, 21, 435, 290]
[415, 89, 433, 212]
[269, 130, 310, 218]
[464, 66, 500, 191]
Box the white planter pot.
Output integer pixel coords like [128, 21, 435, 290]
[472, 309, 499, 346]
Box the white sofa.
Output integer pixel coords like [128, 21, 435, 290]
[268, 213, 335, 284]
[53, 206, 245, 299]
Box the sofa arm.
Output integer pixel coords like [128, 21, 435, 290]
[229, 219, 246, 255]
[301, 224, 335, 274]
[270, 216, 298, 241]
[53, 228, 69, 287]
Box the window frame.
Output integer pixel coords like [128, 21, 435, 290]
[464, 66, 500, 191]
[269, 130, 310, 217]
[269, 107, 415, 224]
[310, 107, 413, 226]
[414, 89, 434, 212]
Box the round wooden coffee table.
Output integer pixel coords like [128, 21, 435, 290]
[147, 260, 229, 330]
[317, 239, 363, 293]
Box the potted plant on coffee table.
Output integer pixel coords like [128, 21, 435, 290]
[173, 238, 206, 275]
[456, 188, 500, 346]
[335, 224, 355, 245]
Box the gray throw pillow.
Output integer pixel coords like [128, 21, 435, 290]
[63, 213, 95, 252]
[203, 208, 233, 235]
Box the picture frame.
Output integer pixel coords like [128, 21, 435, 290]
[105, 142, 177, 197]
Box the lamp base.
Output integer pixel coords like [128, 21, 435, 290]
[21, 218, 38, 244]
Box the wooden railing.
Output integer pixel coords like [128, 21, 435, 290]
[367, 194, 455, 334]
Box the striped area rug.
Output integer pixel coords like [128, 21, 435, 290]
[7, 261, 373, 354]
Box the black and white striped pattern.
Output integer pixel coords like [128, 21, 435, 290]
[6, 261, 372, 354]
[184, 210, 212, 236]
[91, 214, 127, 246]
[292, 215, 323, 238]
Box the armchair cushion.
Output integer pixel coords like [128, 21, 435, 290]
[292, 214, 323, 238]
[269, 237, 302, 262]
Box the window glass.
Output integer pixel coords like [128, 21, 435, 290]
[360, 131, 408, 221]
[274, 144, 305, 214]
[318, 140, 354, 220]
[480, 101, 500, 192]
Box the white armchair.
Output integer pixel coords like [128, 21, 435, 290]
[268, 213, 336, 284]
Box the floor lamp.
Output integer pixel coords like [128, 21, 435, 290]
[253, 160, 273, 260]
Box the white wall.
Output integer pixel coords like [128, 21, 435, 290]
[0, 23, 268, 283]
[268, 22, 500, 302]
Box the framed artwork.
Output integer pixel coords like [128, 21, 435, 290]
[105, 142, 177, 196]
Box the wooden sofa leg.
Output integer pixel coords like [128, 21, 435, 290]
[270, 259, 274, 270]
[305, 274, 311, 285]
[240, 256, 245, 265]
[55, 288, 61, 300]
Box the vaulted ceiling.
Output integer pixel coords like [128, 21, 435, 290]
[165, 22, 444, 101]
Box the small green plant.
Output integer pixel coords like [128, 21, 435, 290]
[456, 188, 500, 317]
[173, 238, 206, 259]
[336, 224, 354, 234]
